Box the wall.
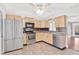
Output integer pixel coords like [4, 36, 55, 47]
[0, 8, 6, 54]
[0, 12, 1, 54]
[67, 17, 79, 36]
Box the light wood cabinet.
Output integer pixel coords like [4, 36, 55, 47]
[22, 34, 28, 45]
[6, 14, 22, 20]
[43, 33, 53, 44]
[23, 18, 34, 27]
[45, 20, 49, 28]
[36, 32, 53, 44]
[24, 17, 49, 28]
[55, 15, 66, 27]
[40, 20, 45, 28]
[40, 20, 49, 28]
[34, 20, 41, 28]
[6, 14, 15, 20]
[25, 18, 34, 23]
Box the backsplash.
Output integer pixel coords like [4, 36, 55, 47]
[56, 27, 66, 32]
[34, 28, 49, 31]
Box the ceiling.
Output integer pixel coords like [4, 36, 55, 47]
[0, 3, 79, 20]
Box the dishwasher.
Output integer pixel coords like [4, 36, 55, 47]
[53, 33, 66, 49]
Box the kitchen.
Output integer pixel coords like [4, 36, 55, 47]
[0, 3, 79, 55]
[22, 15, 67, 49]
[1, 13, 66, 53]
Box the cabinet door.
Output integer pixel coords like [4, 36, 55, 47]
[22, 34, 27, 44]
[45, 20, 49, 28]
[34, 20, 37, 28]
[34, 20, 41, 28]
[41, 21, 45, 28]
[55, 17, 65, 27]
[41, 20, 49, 28]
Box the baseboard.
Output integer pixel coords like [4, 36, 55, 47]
[35, 41, 66, 50]
[23, 44, 27, 46]
[35, 41, 44, 43]
[3, 48, 23, 54]
[52, 45, 66, 50]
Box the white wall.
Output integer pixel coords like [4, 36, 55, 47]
[0, 12, 1, 54]
[0, 8, 6, 54]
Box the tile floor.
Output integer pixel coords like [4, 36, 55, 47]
[3, 42, 79, 55]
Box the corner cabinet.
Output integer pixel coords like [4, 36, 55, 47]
[36, 32, 53, 44]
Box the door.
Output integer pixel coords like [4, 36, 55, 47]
[68, 22, 79, 51]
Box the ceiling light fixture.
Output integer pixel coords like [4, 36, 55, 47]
[36, 9, 44, 15]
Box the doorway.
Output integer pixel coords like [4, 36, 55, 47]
[68, 22, 79, 51]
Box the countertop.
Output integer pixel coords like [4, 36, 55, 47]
[35, 31, 53, 33]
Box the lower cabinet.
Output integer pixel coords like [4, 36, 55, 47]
[36, 32, 53, 44]
[22, 34, 28, 45]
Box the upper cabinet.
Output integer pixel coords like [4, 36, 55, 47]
[45, 20, 49, 28]
[23, 17, 49, 28]
[23, 17, 34, 27]
[40, 20, 49, 28]
[40, 20, 45, 28]
[6, 14, 15, 20]
[55, 15, 66, 27]
[34, 20, 49, 28]
[34, 20, 41, 28]
[6, 14, 22, 20]
[24, 18, 34, 23]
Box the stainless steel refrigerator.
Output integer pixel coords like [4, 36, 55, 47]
[4, 18, 23, 52]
